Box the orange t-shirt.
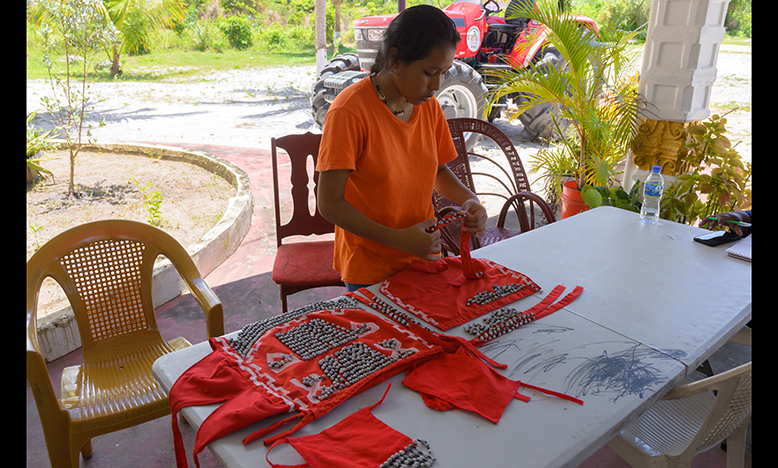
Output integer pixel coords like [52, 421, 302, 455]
[316, 77, 457, 285]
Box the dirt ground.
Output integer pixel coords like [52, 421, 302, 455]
[26, 149, 236, 317]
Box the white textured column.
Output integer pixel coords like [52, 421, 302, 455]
[624, 0, 731, 191]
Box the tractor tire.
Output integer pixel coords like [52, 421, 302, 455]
[436, 60, 489, 148]
[515, 47, 571, 141]
[310, 56, 489, 149]
[311, 53, 363, 129]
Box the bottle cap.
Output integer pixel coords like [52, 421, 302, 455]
[651, 165, 661, 173]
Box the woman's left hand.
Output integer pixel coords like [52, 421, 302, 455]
[460, 198, 487, 236]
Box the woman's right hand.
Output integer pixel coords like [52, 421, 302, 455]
[394, 218, 443, 261]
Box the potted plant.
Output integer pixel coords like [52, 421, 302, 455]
[486, 0, 643, 218]
[660, 112, 752, 226]
[27, 112, 58, 184]
[581, 182, 642, 213]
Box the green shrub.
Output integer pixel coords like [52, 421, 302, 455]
[726, 0, 751, 38]
[287, 24, 314, 48]
[219, 15, 254, 50]
[190, 19, 228, 52]
[257, 23, 287, 50]
[569, 0, 650, 39]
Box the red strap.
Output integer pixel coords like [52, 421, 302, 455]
[433, 334, 508, 370]
[265, 438, 309, 468]
[533, 285, 584, 321]
[524, 285, 566, 315]
[459, 229, 484, 280]
[513, 391, 531, 403]
[519, 381, 584, 405]
[243, 413, 304, 445]
[365, 382, 393, 411]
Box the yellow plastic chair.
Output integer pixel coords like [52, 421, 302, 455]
[27, 219, 224, 468]
[607, 361, 752, 468]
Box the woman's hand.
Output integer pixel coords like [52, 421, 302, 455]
[700, 211, 752, 237]
[395, 218, 443, 261]
[460, 198, 487, 236]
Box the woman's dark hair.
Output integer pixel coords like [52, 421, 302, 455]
[370, 5, 462, 74]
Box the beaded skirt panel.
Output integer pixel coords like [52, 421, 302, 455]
[169, 297, 443, 468]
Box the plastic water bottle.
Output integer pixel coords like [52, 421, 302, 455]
[640, 165, 663, 224]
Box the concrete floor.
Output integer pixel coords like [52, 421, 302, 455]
[26, 143, 752, 467]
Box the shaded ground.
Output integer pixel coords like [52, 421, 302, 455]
[26, 149, 236, 316]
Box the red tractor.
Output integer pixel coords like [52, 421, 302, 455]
[310, 0, 598, 143]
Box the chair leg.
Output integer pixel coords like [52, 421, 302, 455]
[725, 418, 749, 468]
[80, 439, 93, 459]
[280, 285, 288, 313]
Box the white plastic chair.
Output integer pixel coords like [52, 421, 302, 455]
[607, 361, 752, 468]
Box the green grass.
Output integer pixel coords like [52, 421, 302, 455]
[27, 47, 325, 82]
[26, 19, 357, 82]
[722, 34, 752, 46]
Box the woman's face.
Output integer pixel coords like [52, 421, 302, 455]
[391, 44, 457, 106]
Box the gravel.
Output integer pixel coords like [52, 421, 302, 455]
[26, 45, 751, 165]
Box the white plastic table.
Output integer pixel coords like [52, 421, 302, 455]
[152, 206, 751, 468]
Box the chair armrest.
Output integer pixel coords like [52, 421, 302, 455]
[27, 313, 67, 422]
[662, 362, 752, 400]
[164, 251, 225, 338]
[187, 277, 224, 338]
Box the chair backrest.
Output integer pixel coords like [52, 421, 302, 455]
[443, 117, 532, 202]
[627, 361, 752, 459]
[435, 118, 542, 252]
[271, 133, 336, 247]
[26, 219, 222, 355]
[681, 361, 752, 454]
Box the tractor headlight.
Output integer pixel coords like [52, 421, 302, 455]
[353, 28, 364, 42]
[367, 29, 384, 42]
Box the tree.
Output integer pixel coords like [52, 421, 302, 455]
[104, 0, 185, 77]
[29, 0, 119, 196]
[315, 0, 326, 73]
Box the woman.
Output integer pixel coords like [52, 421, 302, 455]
[316, 5, 488, 292]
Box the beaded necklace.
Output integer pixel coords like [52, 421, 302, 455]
[370, 73, 407, 116]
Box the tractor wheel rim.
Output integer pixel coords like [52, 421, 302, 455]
[437, 84, 479, 119]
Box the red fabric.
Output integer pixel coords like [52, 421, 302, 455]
[266, 384, 413, 468]
[169, 341, 293, 468]
[272, 240, 341, 286]
[168, 307, 443, 468]
[379, 228, 541, 330]
[402, 348, 583, 424]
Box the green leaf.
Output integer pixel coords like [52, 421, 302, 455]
[582, 187, 603, 208]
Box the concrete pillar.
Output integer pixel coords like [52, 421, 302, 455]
[624, 0, 731, 191]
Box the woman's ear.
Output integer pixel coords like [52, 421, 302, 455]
[387, 47, 400, 69]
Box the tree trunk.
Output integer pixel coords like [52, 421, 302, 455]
[110, 43, 122, 78]
[315, 0, 327, 74]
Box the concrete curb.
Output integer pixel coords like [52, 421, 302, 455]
[35, 142, 254, 362]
